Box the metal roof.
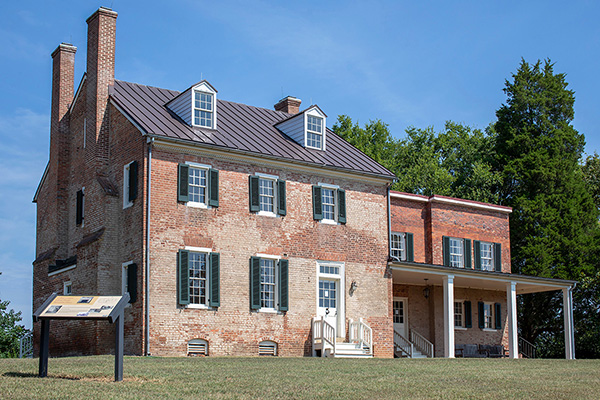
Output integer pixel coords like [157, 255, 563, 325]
[110, 80, 396, 179]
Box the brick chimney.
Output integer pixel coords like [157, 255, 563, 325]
[49, 43, 76, 254]
[274, 96, 301, 114]
[85, 7, 117, 169]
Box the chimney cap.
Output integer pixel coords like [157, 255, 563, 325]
[86, 6, 118, 23]
[51, 43, 77, 58]
[274, 96, 302, 114]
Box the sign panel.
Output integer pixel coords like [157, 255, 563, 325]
[38, 295, 122, 319]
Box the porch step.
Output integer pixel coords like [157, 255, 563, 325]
[330, 342, 373, 358]
[394, 346, 428, 359]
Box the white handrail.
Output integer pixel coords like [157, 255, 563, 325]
[349, 318, 373, 355]
[393, 330, 413, 358]
[313, 316, 336, 357]
[410, 330, 434, 358]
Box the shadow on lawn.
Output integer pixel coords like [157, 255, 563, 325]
[3, 372, 80, 380]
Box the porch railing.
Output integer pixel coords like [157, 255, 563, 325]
[393, 330, 413, 358]
[411, 330, 434, 358]
[349, 318, 373, 355]
[518, 337, 536, 359]
[312, 316, 336, 357]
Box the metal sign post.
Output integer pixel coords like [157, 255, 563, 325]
[33, 293, 130, 382]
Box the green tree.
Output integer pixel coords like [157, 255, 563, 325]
[493, 59, 600, 357]
[0, 299, 27, 358]
[582, 152, 600, 211]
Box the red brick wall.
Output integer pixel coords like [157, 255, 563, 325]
[147, 146, 392, 357]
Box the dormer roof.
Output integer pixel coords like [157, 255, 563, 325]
[109, 80, 395, 180]
[166, 80, 218, 129]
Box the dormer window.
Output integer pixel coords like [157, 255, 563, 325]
[306, 115, 323, 149]
[194, 91, 214, 128]
[166, 80, 218, 129]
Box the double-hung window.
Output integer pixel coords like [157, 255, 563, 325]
[122, 262, 137, 303]
[249, 174, 286, 216]
[123, 161, 138, 209]
[312, 184, 346, 224]
[306, 115, 323, 150]
[390, 232, 414, 262]
[443, 237, 472, 268]
[177, 163, 219, 208]
[193, 91, 214, 128]
[478, 301, 501, 330]
[178, 249, 220, 308]
[474, 241, 502, 272]
[454, 300, 472, 328]
[249, 256, 289, 312]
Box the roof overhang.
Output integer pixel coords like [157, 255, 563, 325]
[390, 262, 576, 294]
[33, 162, 49, 203]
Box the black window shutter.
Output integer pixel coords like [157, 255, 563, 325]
[278, 259, 289, 311]
[127, 263, 137, 303]
[406, 233, 414, 262]
[76, 189, 84, 225]
[178, 164, 189, 202]
[208, 169, 219, 207]
[178, 250, 190, 306]
[312, 185, 323, 220]
[495, 303, 502, 329]
[249, 176, 260, 212]
[494, 243, 502, 272]
[277, 180, 286, 216]
[128, 161, 138, 202]
[337, 189, 346, 224]
[209, 252, 220, 307]
[250, 257, 261, 309]
[464, 301, 472, 328]
[478, 301, 484, 329]
[442, 237, 450, 266]
[464, 239, 472, 269]
[473, 240, 481, 270]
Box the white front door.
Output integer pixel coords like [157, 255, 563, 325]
[393, 297, 408, 338]
[318, 278, 339, 332]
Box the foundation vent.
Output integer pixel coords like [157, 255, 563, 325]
[187, 339, 208, 356]
[259, 340, 277, 356]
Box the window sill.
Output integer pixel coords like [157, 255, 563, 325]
[257, 308, 281, 314]
[186, 304, 214, 310]
[454, 327, 468, 331]
[187, 202, 209, 209]
[257, 211, 278, 218]
[320, 219, 338, 226]
[482, 328, 499, 332]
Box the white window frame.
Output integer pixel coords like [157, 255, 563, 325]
[454, 300, 466, 330]
[483, 302, 495, 330]
[121, 261, 134, 307]
[63, 281, 72, 296]
[123, 161, 134, 209]
[306, 114, 324, 150]
[480, 241, 494, 272]
[316, 261, 345, 337]
[449, 237, 464, 268]
[391, 232, 406, 261]
[192, 90, 214, 129]
[185, 246, 213, 309]
[186, 162, 212, 209]
[256, 173, 279, 217]
[319, 182, 339, 225]
[256, 254, 281, 313]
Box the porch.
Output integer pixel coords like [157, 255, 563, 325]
[390, 262, 576, 359]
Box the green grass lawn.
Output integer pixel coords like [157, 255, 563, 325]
[1, 356, 599, 399]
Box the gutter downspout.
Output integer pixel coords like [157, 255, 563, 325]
[145, 137, 154, 356]
[387, 184, 392, 262]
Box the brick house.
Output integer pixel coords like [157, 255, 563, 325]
[33, 7, 576, 359]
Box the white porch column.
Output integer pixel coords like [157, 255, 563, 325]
[443, 275, 455, 358]
[563, 287, 575, 360]
[506, 282, 518, 359]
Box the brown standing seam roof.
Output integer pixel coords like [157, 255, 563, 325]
[109, 80, 396, 179]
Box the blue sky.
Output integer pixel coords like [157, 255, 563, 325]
[1, 0, 599, 329]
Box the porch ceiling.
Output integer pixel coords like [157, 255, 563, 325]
[390, 262, 575, 295]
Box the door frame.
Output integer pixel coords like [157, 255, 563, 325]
[393, 297, 409, 338]
[316, 261, 345, 338]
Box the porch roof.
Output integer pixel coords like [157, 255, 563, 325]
[389, 262, 576, 294]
